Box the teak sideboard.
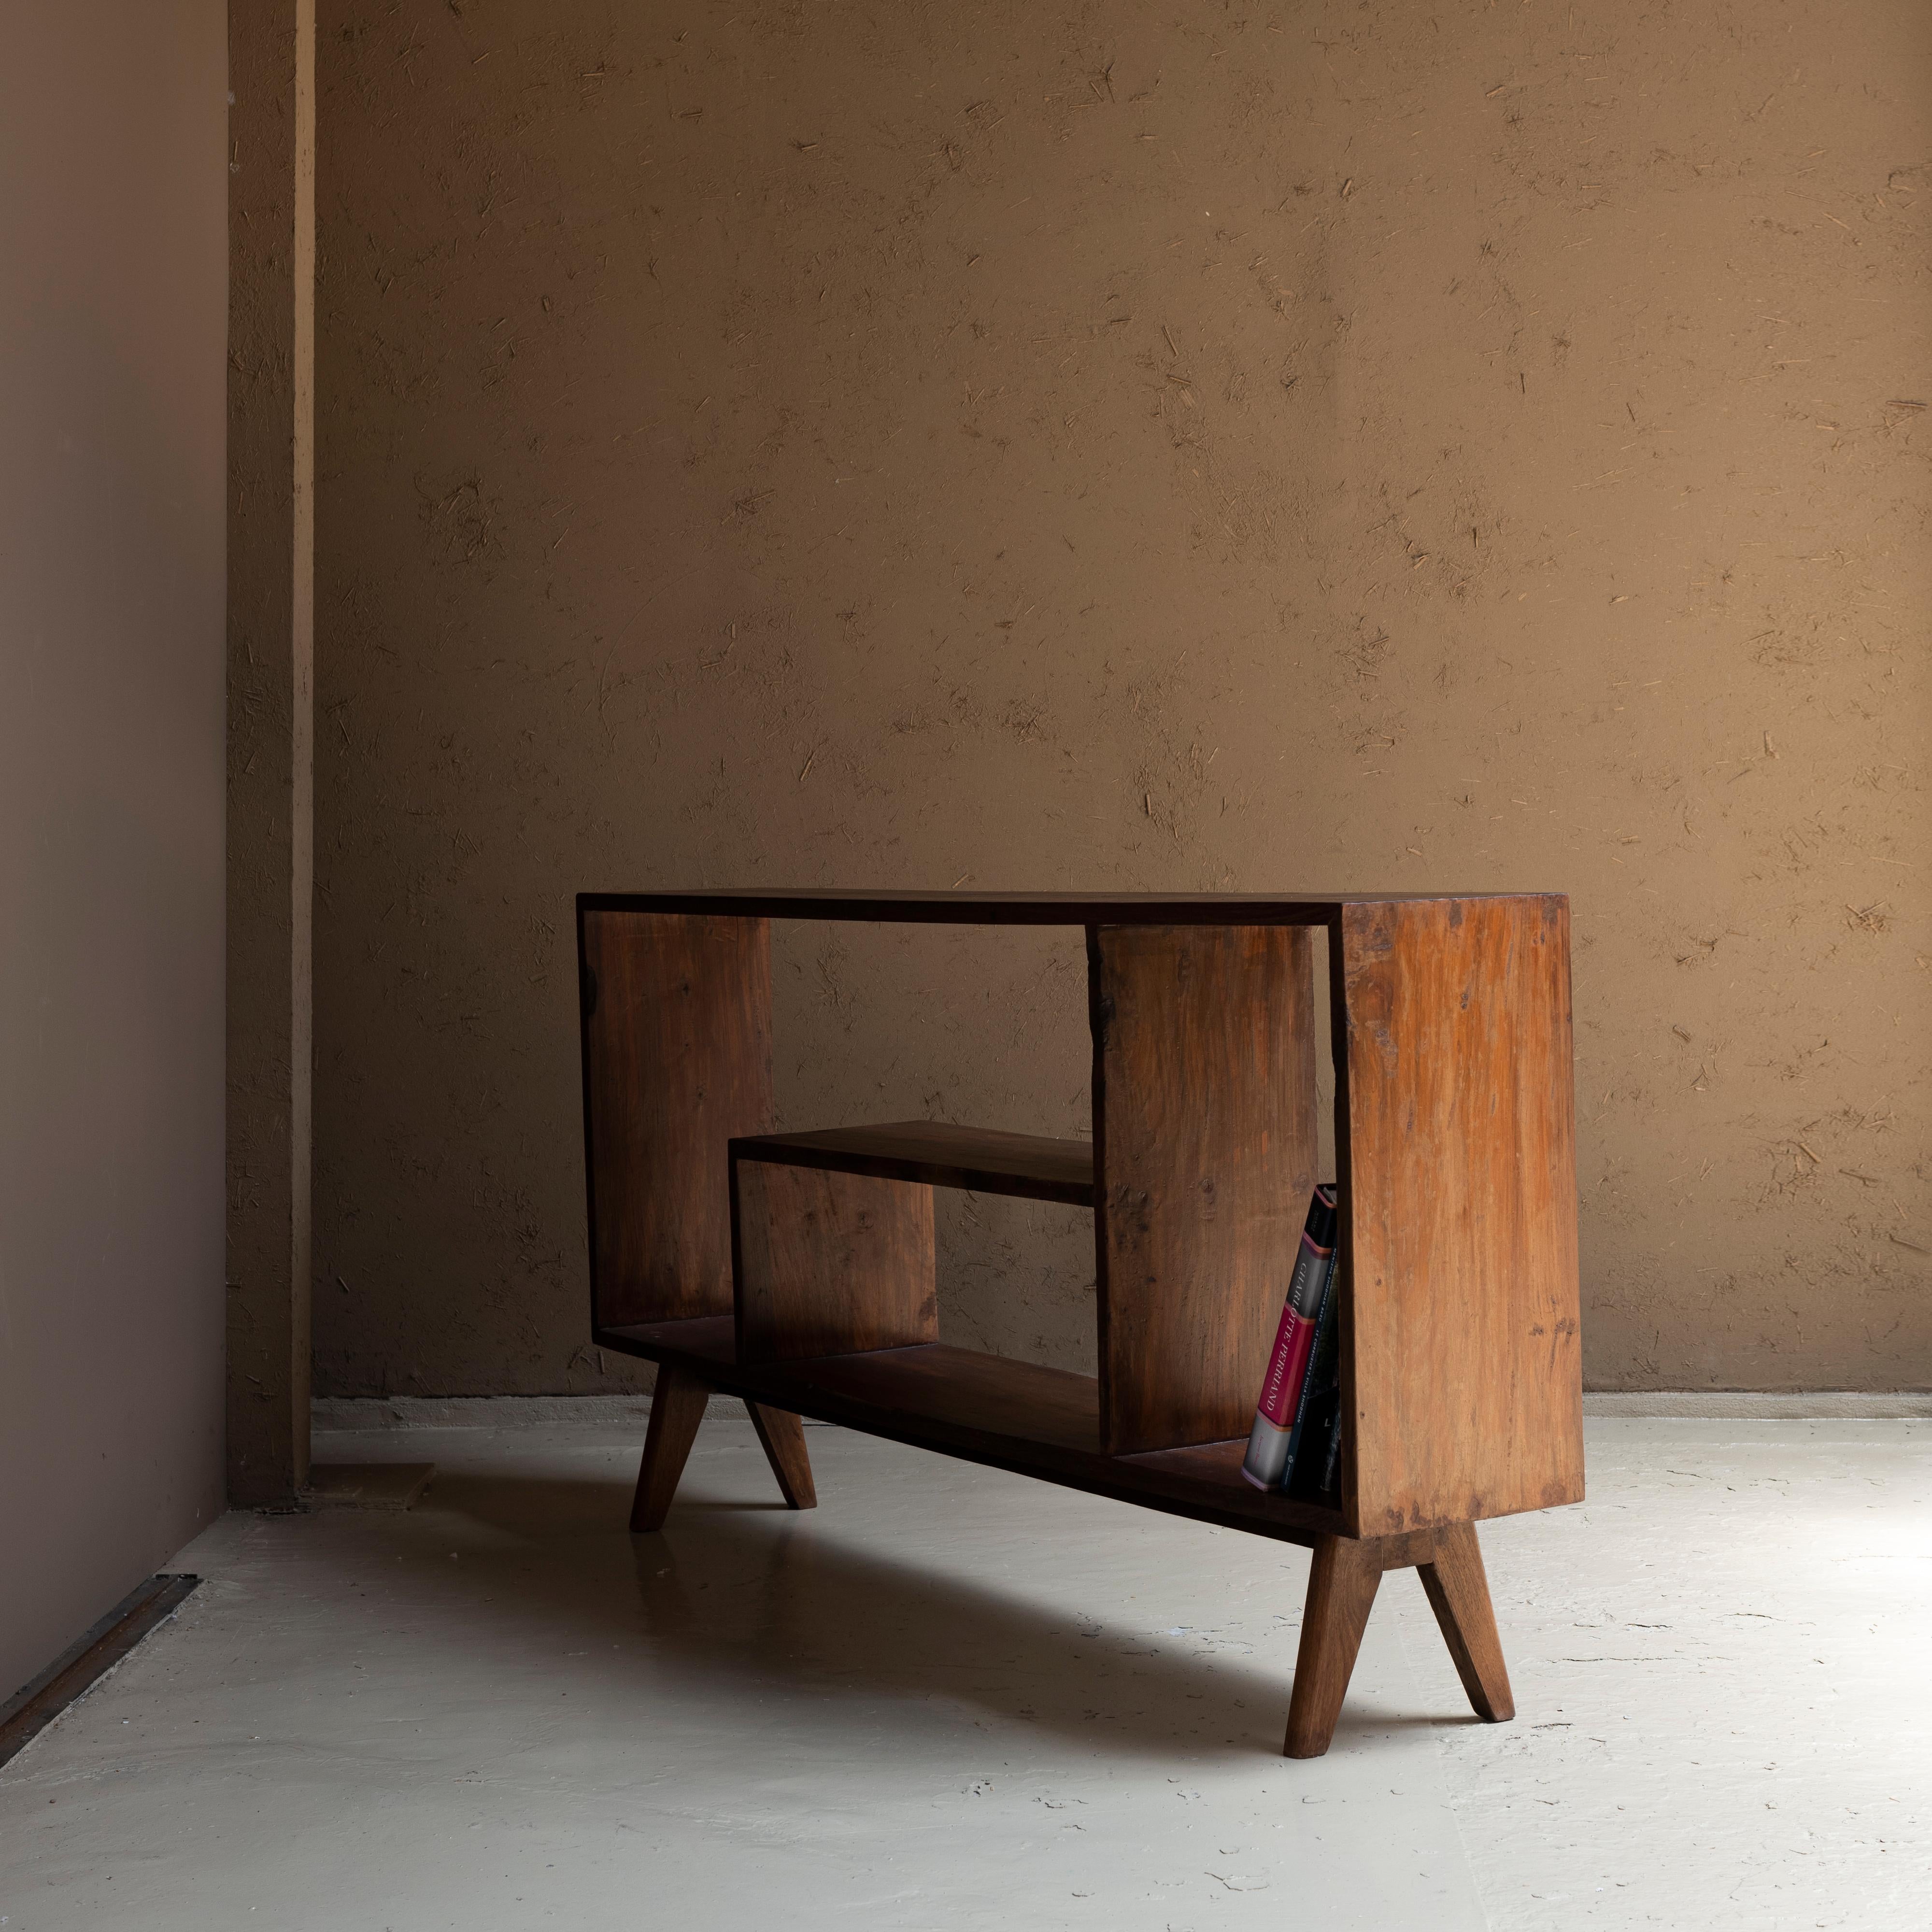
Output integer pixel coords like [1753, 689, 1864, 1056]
[576, 890, 1583, 1758]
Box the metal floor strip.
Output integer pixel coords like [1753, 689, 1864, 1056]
[0, 1574, 200, 1770]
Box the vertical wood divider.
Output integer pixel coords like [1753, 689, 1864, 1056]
[1089, 924, 1320, 1456]
[578, 910, 773, 1329]
[733, 1160, 938, 1364]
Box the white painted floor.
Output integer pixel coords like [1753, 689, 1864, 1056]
[1, 1416, 1927, 1930]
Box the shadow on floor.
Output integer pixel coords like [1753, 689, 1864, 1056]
[396, 1456, 1471, 1763]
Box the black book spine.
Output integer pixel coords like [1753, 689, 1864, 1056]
[1280, 1260, 1337, 1486]
[1318, 1395, 1344, 1502]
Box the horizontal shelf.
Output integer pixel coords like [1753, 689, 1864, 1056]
[581, 887, 1560, 926]
[788, 1337, 1101, 1451]
[597, 1315, 1347, 1548]
[731, 1121, 1094, 1207]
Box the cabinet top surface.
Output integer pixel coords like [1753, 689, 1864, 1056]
[578, 887, 1565, 926]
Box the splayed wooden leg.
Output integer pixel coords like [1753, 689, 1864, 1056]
[746, 1401, 817, 1510]
[1417, 1521, 1514, 1722]
[628, 1362, 712, 1533]
[1283, 1534, 1384, 1758]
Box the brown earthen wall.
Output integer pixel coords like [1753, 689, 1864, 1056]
[315, 0, 1932, 1395]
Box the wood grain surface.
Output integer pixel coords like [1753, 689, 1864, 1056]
[1336, 895, 1584, 1534]
[731, 1120, 1094, 1206]
[790, 1339, 1102, 1452]
[1283, 1535, 1385, 1758]
[578, 910, 772, 1327]
[732, 1158, 938, 1365]
[1416, 1521, 1514, 1721]
[1275, 1520, 1509, 1758]
[1089, 923, 1320, 1455]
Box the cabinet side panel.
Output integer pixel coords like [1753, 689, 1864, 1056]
[1341, 897, 1583, 1534]
[1092, 925, 1320, 1455]
[578, 910, 773, 1328]
[734, 1162, 938, 1365]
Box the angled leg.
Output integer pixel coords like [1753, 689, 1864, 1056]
[1283, 1534, 1384, 1758]
[746, 1401, 817, 1510]
[629, 1362, 712, 1533]
[1417, 1521, 1514, 1722]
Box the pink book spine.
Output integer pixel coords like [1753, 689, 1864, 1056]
[1256, 1286, 1320, 1431]
[1240, 1185, 1338, 1492]
[1252, 1229, 1329, 1430]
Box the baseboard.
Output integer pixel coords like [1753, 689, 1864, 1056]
[313, 1390, 1932, 1434]
[1583, 1391, 1932, 1418]
[1, 1576, 200, 1770]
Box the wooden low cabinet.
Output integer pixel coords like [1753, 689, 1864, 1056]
[577, 889, 1583, 1758]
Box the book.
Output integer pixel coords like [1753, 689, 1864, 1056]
[1286, 1284, 1343, 1506]
[1240, 1184, 1338, 1492]
[1316, 1392, 1345, 1503]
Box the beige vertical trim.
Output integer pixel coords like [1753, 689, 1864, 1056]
[226, 0, 316, 1505]
[288, 0, 316, 1486]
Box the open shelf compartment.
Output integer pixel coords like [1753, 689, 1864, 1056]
[596, 1314, 1347, 1548]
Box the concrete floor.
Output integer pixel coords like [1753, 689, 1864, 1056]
[1, 1415, 1927, 1930]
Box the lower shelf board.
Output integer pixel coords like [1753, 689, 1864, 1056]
[731, 1120, 1095, 1207]
[597, 1315, 1347, 1549]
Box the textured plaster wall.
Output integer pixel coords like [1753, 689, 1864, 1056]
[315, 0, 1931, 1396]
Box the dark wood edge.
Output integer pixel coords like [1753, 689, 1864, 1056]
[575, 901, 602, 1345]
[576, 890, 1567, 927]
[728, 1135, 1094, 1208]
[728, 1147, 749, 1365]
[0, 1575, 200, 1770]
[595, 1323, 1347, 1550]
[1326, 909, 1361, 1537]
[1084, 925, 1118, 1450]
